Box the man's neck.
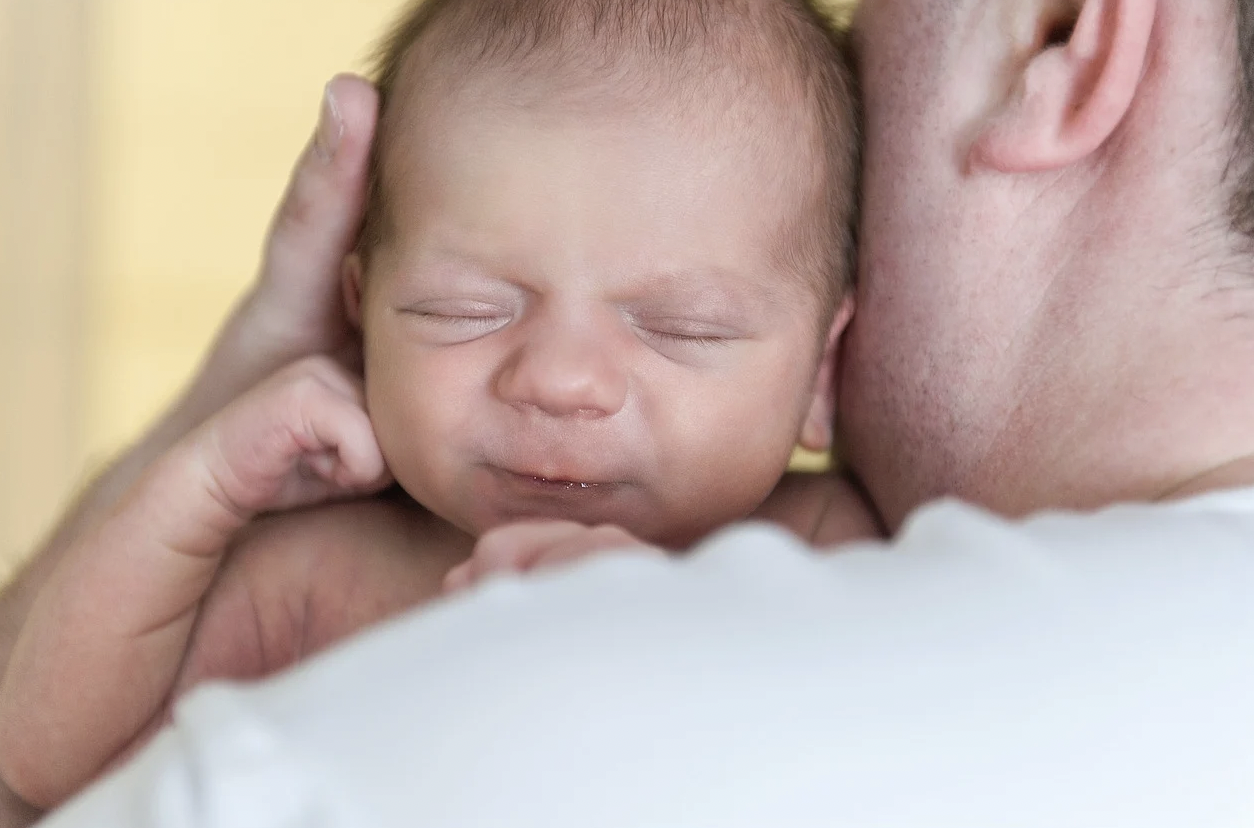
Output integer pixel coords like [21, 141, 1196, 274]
[995, 177, 1254, 513]
[1158, 455, 1254, 502]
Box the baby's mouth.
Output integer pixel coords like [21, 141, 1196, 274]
[527, 476, 600, 490]
[478, 465, 635, 527]
[486, 466, 622, 496]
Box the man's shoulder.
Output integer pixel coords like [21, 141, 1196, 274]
[896, 486, 1254, 569]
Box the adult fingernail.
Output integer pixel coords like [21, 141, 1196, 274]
[313, 82, 344, 162]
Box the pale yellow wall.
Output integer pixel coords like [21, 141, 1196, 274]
[0, 0, 406, 569]
[85, 0, 408, 463]
[0, 0, 89, 575]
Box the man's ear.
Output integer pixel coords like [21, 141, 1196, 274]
[970, 0, 1156, 173]
[798, 295, 854, 453]
[342, 252, 365, 331]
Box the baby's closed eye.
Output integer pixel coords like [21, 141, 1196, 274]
[635, 318, 738, 347]
[398, 300, 513, 342]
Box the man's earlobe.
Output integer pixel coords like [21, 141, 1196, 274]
[970, 0, 1156, 173]
[342, 253, 365, 331]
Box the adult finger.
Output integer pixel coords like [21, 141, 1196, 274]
[255, 74, 378, 344]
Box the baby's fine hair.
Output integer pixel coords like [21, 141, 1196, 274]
[362, 0, 861, 311]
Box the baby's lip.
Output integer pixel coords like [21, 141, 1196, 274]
[478, 465, 641, 528]
[492, 466, 621, 489]
[521, 476, 603, 489]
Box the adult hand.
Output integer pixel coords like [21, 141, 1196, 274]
[443, 521, 665, 594]
[184, 73, 379, 416]
[0, 73, 378, 688]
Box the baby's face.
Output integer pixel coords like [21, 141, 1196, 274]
[350, 78, 844, 547]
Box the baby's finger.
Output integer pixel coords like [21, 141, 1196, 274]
[298, 448, 392, 495]
[442, 561, 475, 594]
[447, 521, 586, 592]
[300, 393, 389, 491]
[472, 521, 587, 571]
[533, 526, 664, 572]
[271, 355, 366, 408]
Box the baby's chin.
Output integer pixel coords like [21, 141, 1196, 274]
[388, 455, 778, 550]
[411, 485, 732, 550]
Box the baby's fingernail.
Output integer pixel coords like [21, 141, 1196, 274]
[443, 566, 467, 594]
[313, 82, 344, 162]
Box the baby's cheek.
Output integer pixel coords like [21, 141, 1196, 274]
[366, 354, 464, 478]
[661, 430, 793, 540]
[368, 400, 443, 506]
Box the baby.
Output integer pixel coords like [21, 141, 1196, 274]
[0, 0, 874, 810]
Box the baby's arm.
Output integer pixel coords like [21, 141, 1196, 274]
[0, 357, 390, 810]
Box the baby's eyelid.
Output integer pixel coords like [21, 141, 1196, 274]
[632, 315, 738, 339]
[403, 300, 510, 318]
[646, 329, 731, 347]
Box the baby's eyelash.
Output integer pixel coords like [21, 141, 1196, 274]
[414, 312, 489, 321]
[405, 311, 505, 325]
[646, 329, 730, 347]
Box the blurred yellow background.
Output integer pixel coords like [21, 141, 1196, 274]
[0, 0, 849, 576]
[0, 0, 407, 573]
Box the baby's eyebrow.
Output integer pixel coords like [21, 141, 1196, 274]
[402, 246, 502, 281]
[625, 270, 776, 316]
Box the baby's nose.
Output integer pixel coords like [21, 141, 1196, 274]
[495, 321, 628, 418]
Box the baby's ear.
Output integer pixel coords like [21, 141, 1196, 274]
[798, 295, 853, 452]
[342, 253, 365, 331]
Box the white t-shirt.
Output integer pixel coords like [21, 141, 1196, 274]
[41, 491, 1254, 827]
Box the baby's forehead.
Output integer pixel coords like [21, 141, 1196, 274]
[363, 0, 859, 315]
[373, 85, 834, 326]
[377, 0, 841, 138]
[388, 21, 808, 132]
[389, 0, 780, 83]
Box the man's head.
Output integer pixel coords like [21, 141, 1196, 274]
[841, 0, 1254, 528]
[343, 0, 860, 546]
[1232, 1, 1254, 237]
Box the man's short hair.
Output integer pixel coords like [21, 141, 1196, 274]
[1232, 0, 1254, 239]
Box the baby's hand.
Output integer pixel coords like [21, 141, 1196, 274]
[193, 355, 392, 523]
[443, 521, 663, 594]
[0, 356, 391, 810]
